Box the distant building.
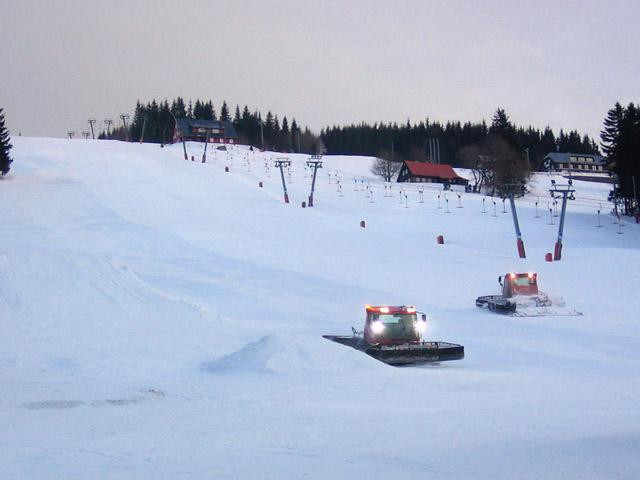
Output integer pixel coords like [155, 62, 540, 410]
[397, 161, 469, 186]
[173, 119, 239, 144]
[542, 152, 607, 173]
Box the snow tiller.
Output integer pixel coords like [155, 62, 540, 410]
[476, 272, 582, 317]
[323, 305, 464, 366]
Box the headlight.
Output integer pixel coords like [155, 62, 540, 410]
[415, 320, 427, 333]
[370, 321, 385, 334]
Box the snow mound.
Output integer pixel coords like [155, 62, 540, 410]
[203, 334, 388, 376]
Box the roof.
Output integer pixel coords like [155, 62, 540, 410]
[175, 118, 238, 138]
[543, 152, 606, 165]
[403, 161, 464, 180]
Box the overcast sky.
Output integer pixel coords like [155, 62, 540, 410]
[1, 0, 638, 140]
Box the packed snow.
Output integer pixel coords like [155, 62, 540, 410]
[1, 137, 639, 479]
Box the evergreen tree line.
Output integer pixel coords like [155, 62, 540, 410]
[600, 102, 640, 214]
[101, 98, 321, 153]
[0, 108, 12, 176]
[321, 109, 600, 170]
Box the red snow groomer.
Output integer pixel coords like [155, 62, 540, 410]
[476, 272, 581, 317]
[323, 305, 464, 366]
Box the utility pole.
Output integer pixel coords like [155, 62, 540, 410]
[427, 138, 440, 163]
[274, 158, 291, 203]
[104, 119, 113, 137]
[306, 155, 323, 207]
[503, 183, 527, 258]
[120, 114, 130, 141]
[260, 120, 264, 150]
[202, 131, 209, 163]
[139, 115, 147, 143]
[549, 179, 576, 260]
[88, 119, 96, 139]
[82, 131, 90, 139]
[167, 109, 187, 160]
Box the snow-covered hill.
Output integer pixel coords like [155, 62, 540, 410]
[1, 137, 639, 479]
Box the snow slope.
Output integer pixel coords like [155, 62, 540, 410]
[1, 137, 639, 479]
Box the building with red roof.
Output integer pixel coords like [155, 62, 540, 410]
[397, 161, 469, 185]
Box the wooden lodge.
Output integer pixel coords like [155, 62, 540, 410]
[397, 161, 468, 186]
[173, 119, 239, 144]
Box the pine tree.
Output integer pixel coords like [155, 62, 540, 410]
[600, 102, 624, 157]
[601, 102, 640, 214]
[541, 127, 556, 152]
[130, 101, 145, 143]
[220, 101, 230, 121]
[265, 111, 274, 131]
[193, 100, 204, 119]
[490, 108, 517, 147]
[491, 109, 510, 129]
[0, 108, 13, 176]
[148, 100, 160, 142]
[171, 97, 187, 118]
[242, 105, 251, 121]
[557, 129, 568, 151]
[290, 118, 299, 152]
[281, 116, 291, 151]
[159, 100, 171, 144]
[202, 101, 214, 121]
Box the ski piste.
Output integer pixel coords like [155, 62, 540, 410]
[3, 137, 638, 479]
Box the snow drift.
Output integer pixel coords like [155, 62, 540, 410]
[202, 334, 388, 376]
